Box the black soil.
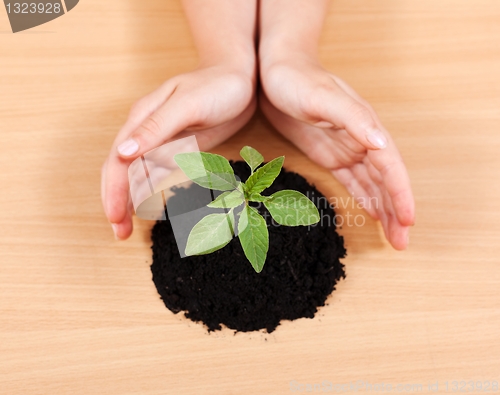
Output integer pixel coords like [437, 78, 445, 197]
[151, 161, 346, 333]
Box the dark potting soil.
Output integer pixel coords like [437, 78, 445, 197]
[151, 161, 346, 333]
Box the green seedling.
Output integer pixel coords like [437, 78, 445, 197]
[174, 146, 320, 273]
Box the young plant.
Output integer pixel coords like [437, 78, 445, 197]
[174, 146, 320, 273]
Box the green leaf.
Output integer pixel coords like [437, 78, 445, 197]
[207, 189, 245, 209]
[248, 193, 270, 203]
[185, 211, 235, 256]
[174, 152, 238, 191]
[264, 190, 320, 226]
[244, 156, 284, 194]
[238, 206, 269, 273]
[240, 146, 264, 172]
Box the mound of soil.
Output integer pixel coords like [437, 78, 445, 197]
[151, 161, 346, 333]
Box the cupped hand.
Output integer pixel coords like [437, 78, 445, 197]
[259, 59, 415, 249]
[102, 65, 256, 240]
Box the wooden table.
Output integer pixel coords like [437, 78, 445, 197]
[1, 1, 499, 393]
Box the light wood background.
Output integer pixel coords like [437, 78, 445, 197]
[1, 1, 499, 394]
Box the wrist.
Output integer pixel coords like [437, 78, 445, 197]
[181, 0, 257, 81]
[259, 38, 320, 76]
[258, 0, 328, 75]
[198, 42, 257, 81]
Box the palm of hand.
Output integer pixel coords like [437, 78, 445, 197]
[103, 65, 256, 240]
[260, 61, 414, 249]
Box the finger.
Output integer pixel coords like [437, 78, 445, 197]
[349, 166, 392, 245]
[112, 196, 134, 240]
[103, 153, 133, 225]
[116, 73, 253, 160]
[351, 162, 410, 249]
[102, 158, 128, 227]
[324, 128, 366, 155]
[116, 80, 178, 143]
[331, 167, 379, 219]
[104, 87, 192, 223]
[175, 95, 257, 150]
[366, 151, 415, 227]
[373, 179, 409, 250]
[112, 217, 133, 240]
[260, 91, 347, 169]
[328, 75, 395, 156]
[138, 97, 257, 196]
[312, 82, 389, 151]
[381, 187, 410, 250]
[105, 95, 256, 227]
[353, 166, 401, 249]
[101, 157, 135, 239]
[329, 76, 415, 227]
[364, 159, 411, 249]
[329, 75, 374, 112]
[101, 158, 118, 238]
[114, 98, 203, 159]
[348, 163, 386, 219]
[102, 81, 178, 225]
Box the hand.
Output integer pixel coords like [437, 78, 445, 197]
[101, 64, 256, 240]
[259, 58, 415, 249]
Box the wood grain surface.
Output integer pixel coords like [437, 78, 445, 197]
[1, 1, 499, 394]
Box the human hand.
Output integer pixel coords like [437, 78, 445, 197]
[259, 58, 415, 249]
[101, 64, 256, 240]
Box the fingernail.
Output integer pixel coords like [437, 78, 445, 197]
[111, 223, 119, 240]
[366, 128, 387, 149]
[117, 139, 139, 156]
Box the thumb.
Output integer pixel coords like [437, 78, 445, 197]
[316, 84, 388, 150]
[115, 99, 192, 159]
